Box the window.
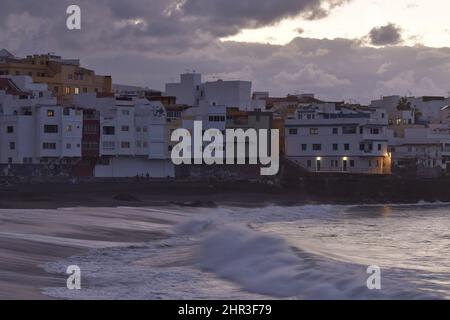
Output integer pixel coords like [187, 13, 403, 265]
[333, 144, 338, 151]
[378, 144, 382, 151]
[103, 126, 115, 135]
[74, 87, 79, 95]
[136, 141, 141, 147]
[121, 141, 131, 149]
[66, 143, 72, 149]
[47, 110, 55, 117]
[209, 115, 226, 122]
[371, 128, 380, 135]
[64, 87, 70, 95]
[9, 142, 15, 150]
[359, 127, 364, 134]
[309, 128, 319, 135]
[301, 144, 307, 151]
[44, 125, 58, 133]
[121, 110, 130, 116]
[121, 126, 130, 132]
[332, 128, 338, 134]
[313, 144, 322, 151]
[143, 126, 148, 132]
[7, 126, 13, 133]
[68, 74, 73, 80]
[43, 142, 57, 150]
[360, 144, 365, 151]
[83, 87, 88, 93]
[344, 144, 350, 151]
[343, 126, 357, 134]
[103, 141, 115, 150]
[307, 160, 312, 167]
[350, 160, 355, 167]
[289, 128, 298, 135]
[136, 126, 141, 132]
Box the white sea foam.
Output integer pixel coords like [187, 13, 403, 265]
[193, 223, 438, 299]
[41, 203, 450, 300]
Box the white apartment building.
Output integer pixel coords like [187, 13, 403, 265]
[165, 72, 253, 110]
[371, 95, 450, 176]
[165, 73, 202, 107]
[285, 103, 390, 174]
[388, 124, 450, 176]
[74, 93, 174, 178]
[0, 76, 82, 165]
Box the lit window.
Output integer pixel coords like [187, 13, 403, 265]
[74, 87, 79, 95]
[47, 110, 55, 117]
[64, 87, 70, 95]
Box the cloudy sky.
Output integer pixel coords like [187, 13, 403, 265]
[1, 0, 450, 103]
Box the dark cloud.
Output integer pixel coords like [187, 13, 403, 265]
[368, 23, 403, 46]
[180, 0, 349, 37]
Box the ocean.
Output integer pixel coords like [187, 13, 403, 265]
[42, 203, 450, 299]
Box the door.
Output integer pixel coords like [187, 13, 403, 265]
[343, 160, 348, 172]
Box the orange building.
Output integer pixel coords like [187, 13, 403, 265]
[0, 50, 112, 105]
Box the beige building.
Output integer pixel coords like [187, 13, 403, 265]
[0, 50, 112, 105]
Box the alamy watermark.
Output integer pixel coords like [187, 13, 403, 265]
[66, 5, 81, 30]
[66, 265, 81, 290]
[170, 121, 280, 176]
[366, 265, 381, 290]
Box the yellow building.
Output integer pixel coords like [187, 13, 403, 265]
[0, 51, 112, 105]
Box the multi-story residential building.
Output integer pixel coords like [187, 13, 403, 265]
[0, 76, 83, 167]
[165, 72, 253, 110]
[0, 50, 112, 105]
[74, 93, 174, 178]
[285, 103, 391, 174]
[371, 95, 450, 176]
[387, 124, 450, 177]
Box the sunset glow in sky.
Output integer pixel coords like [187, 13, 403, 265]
[223, 0, 450, 47]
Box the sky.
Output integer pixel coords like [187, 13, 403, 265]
[1, 0, 450, 103]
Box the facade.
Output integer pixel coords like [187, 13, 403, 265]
[0, 50, 112, 105]
[285, 103, 391, 174]
[74, 93, 174, 178]
[0, 76, 174, 178]
[371, 95, 450, 176]
[0, 76, 83, 166]
[165, 72, 253, 110]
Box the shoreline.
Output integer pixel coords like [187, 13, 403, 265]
[2, 178, 450, 209]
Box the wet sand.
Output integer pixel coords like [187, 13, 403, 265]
[0, 206, 182, 299]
